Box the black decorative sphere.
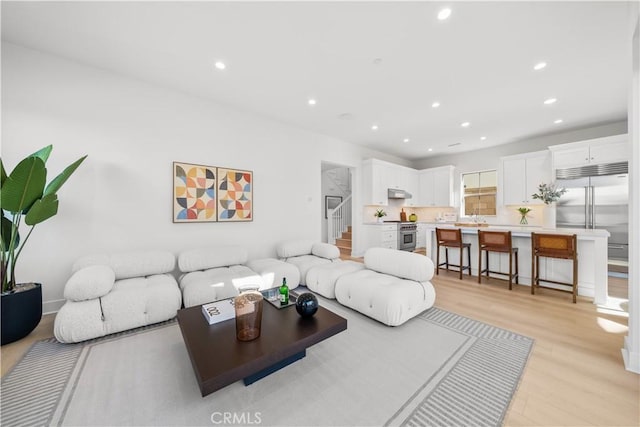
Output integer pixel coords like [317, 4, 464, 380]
[295, 292, 318, 317]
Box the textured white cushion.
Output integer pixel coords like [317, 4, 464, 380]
[64, 265, 116, 302]
[54, 273, 182, 343]
[72, 251, 176, 280]
[276, 240, 315, 258]
[335, 270, 436, 326]
[311, 243, 341, 260]
[178, 246, 248, 273]
[284, 255, 336, 286]
[179, 265, 263, 307]
[364, 248, 434, 282]
[306, 261, 365, 299]
[245, 258, 301, 290]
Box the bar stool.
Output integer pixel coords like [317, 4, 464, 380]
[531, 232, 578, 303]
[477, 230, 519, 290]
[435, 228, 472, 280]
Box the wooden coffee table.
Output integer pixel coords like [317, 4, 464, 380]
[177, 300, 347, 397]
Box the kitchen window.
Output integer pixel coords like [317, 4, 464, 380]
[462, 170, 497, 217]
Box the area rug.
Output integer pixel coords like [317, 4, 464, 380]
[1, 299, 533, 427]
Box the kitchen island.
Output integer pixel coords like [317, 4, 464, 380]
[423, 224, 610, 304]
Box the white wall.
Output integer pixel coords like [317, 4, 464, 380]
[1, 43, 405, 312]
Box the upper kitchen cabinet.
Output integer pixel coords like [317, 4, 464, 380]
[362, 159, 388, 205]
[418, 166, 456, 207]
[549, 134, 628, 169]
[500, 150, 551, 205]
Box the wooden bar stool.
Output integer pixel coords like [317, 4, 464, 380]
[531, 232, 578, 303]
[435, 228, 472, 280]
[477, 230, 519, 290]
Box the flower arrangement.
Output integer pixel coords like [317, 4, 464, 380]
[517, 207, 531, 225]
[374, 209, 387, 218]
[531, 182, 567, 205]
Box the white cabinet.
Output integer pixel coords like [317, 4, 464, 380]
[416, 223, 426, 249]
[418, 166, 455, 207]
[402, 168, 419, 207]
[500, 151, 551, 206]
[362, 224, 397, 250]
[550, 134, 628, 169]
[362, 159, 388, 205]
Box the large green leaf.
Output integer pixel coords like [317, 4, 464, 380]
[25, 194, 59, 226]
[30, 145, 53, 163]
[0, 159, 7, 188]
[1, 215, 18, 251]
[43, 155, 87, 197]
[1, 157, 46, 213]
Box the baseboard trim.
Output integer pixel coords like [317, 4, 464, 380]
[622, 336, 640, 374]
[43, 299, 64, 315]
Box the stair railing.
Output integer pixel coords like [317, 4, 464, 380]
[327, 194, 352, 245]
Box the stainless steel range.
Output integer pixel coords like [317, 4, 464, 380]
[384, 221, 417, 252]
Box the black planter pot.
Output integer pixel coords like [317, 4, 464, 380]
[1, 283, 43, 346]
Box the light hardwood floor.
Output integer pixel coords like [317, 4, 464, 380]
[1, 267, 638, 426]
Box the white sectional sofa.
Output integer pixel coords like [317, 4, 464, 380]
[54, 250, 182, 343]
[334, 247, 436, 326]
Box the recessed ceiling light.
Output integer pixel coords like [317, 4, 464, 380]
[431, 101, 440, 108]
[480, 136, 487, 141]
[214, 61, 226, 70]
[461, 122, 470, 128]
[554, 119, 564, 124]
[308, 98, 317, 106]
[403, 138, 410, 143]
[544, 98, 557, 105]
[428, 148, 433, 152]
[371, 124, 379, 131]
[534, 62, 547, 71]
[437, 8, 452, 20]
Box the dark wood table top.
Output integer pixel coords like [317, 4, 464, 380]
[177, 300, 347, 396]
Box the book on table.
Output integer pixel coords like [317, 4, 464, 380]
[201, 298, 236, 325]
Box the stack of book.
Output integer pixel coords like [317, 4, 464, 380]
[201, 298, 236, 325]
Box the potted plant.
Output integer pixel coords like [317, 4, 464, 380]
[374, 209, 387, 223]
[531, 182, 567, 229]
[1, 145, 86, 345]
[517, 207, 531, 225]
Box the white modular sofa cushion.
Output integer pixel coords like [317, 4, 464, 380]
[245, 258, 301, 291]
[64, 265, 116, 302]
[306, 261, 365, 299]
[55, 251, 182, 344]
[72, 250, 176, 280]
[277, 240, 341, 286]
[335, 248, 436, 326]
[178, 246, 262, 307]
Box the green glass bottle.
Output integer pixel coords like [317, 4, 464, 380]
[279, 277, 289, 305]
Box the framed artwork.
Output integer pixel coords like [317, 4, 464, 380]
[173, 162, 218, 222]
[217, 167, 253, 222]
[325, 195, 342, 219]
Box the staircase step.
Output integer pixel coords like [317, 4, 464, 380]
[341, 231, 352, 240]
[347, 226, 352, 233]
[337, 246, 351, 257]
[336, 238, 352, 248]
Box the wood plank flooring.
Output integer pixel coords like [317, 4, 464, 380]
[1, 266, 638, 426]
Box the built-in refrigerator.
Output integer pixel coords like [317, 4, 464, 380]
[555, 162, 628, 262]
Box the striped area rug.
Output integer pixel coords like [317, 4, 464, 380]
[1, 309, 532, 427]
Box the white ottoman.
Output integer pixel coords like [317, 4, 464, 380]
[335, 248, 436, 326]
[245, 258, 301, 291]
[306, 261, 365, 299]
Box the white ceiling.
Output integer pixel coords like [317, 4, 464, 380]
[1, 1, 632, 160]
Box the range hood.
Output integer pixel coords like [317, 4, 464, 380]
[388, 188, 412, 199]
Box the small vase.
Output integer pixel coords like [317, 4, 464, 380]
[234, 287, 263, 341]
[543, 204, 556, 229]
[519, 215, 528, 225]
[376, 217, 384, 223]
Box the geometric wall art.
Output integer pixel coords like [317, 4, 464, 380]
[173, 162, 217, 222]
[217, 167, 253, 222]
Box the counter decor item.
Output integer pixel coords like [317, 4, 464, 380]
[374, 209, 387, 223]
[409, 213, 418, 222]
[400, 208, 407, 222]
[517, 207, 531, 225]
[295, 292, 318, 317]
